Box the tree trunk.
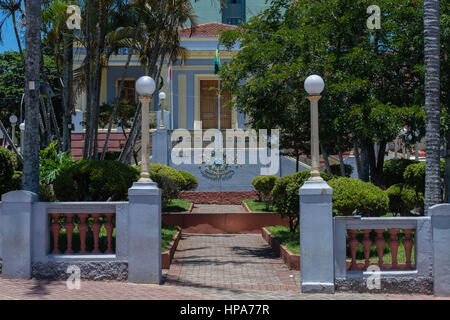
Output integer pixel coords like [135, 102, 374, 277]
[424, 0, 442, 214]
[62, 30, 74, 153]
[12, 10, 25, 66]
[353, 138, 362, 179]
[83, 0, 93, 159]
[338, 151, 346, 177]
[101, 23, 140, 160]
[23, 0, 41, 194]
[360, 145, 370, 182]
[321, 144, 332, 174]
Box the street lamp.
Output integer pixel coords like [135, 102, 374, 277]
[136, 76, 156, 183]
[304, 75, 325, 181]
[9, 114, 18, 146]
[19, 122, 25, 152]
[158, 91, 166, 129]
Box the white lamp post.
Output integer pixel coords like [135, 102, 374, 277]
[9, 115, 18, 146]
[158, 91, 166, 129]
[19, 122, 25, 152]
[136, 76, 156, 183]
[304, 75, 325, 181]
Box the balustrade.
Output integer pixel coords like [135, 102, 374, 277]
[346, 228, 415, 271]
[49, 213, 116, 254]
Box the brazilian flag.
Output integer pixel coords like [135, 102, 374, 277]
[214, 43, 221, 74]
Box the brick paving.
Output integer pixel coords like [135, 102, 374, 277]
[191, 204, 247, 213]
[0, 233, 448, 300]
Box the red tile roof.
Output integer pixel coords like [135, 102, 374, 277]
[178, 22, 237, 37]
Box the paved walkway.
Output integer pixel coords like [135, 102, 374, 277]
[0, 233, 447, 300]
[191, 204, 247, 214]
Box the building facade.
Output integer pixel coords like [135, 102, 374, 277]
[72, 1, 271, 133]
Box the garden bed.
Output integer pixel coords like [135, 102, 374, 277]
[164, 199, 194, 213]
[242, 199, 277, 213]
[161, 226, 182, 269]
[261, 227, 300, 270]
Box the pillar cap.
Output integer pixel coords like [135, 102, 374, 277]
[1, 190, 38, 203]
[299, 180, 332, 196]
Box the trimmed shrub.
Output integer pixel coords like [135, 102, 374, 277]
[403, 160, 445, 194]
[272, 171, 335, 232]
[0, 148, 20, 195]
[330, 164, 353, 177]
[382, 158, 418, 187]
[252, 175, 278, 209]
[328, 178, 389, 217]
[178, 170, 198, 190]
[386, 183, 424, 216]
[53, 160, 139, 201]
[136, 163, 188, 210]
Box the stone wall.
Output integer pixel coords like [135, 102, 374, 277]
[179, 191, 259, 204]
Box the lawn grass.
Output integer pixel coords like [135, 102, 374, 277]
[165, 199, 192, 212]
[161, 224, 180, 252]
[243, 199, 277, 212]
[266, 225, 300, 254]
[265, 225, 415, 265]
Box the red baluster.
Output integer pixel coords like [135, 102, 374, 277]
[64, 214, 75, 254]
[78, 215, 88, 254]
[104, 213, 114, 254]
[375, 229, 385, 270]
[91, 214, 101, 254]
[348, 229, 359, 270]
[362, 229, 373, 270]
[402, 229, 414, 269]
[51, 214, 62, 254]
[388, 229, 400, 269]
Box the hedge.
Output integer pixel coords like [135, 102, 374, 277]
[0, 148, 20, 196]
[272, 170, 335, 232]
[328, 177, 389, 217]
[53, 160, 139, 201]
[382, 158, 418, 187]
[178, 170, 198, 190]
[386, 183, 424, 216]
[403, 160, 445, 194]
[252, 175, 277, 209]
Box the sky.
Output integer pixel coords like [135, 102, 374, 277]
[0, 17, 21, 53]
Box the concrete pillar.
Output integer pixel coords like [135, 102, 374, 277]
[127, 182, 162, 284]
[431, 204, 450, 296]
[1, 190, 37, 279]
[151, 128, 170, 165]
[299, 180, 334, 293]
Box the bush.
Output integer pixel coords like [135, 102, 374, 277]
[178, 170, 198, 190]
[39, 183, 57, 202]
[252, 175, 278, 209]
[330, 164, 353, 177]
[382, 158, 418, 187]
[136, 163, 189, 210]
[403, 160, 445, 194]
[0, 148, 20, 195]
[386, 183, 424, 216]
[328, 178, 389, 217]
[272, 170, 335, 232]
[40, 141, 75, 184]
[53, 160, 139, 201]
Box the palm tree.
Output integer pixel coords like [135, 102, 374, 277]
[424, 0, 442, 215]
[0, 0, 25, 65]
[22, 0, 41, 194]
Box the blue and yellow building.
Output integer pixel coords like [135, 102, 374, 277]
[73, 0, 270, 131]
